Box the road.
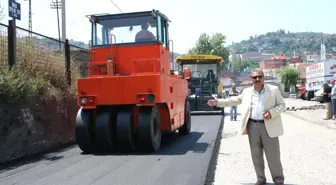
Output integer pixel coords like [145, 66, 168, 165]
[0, 115, 224, 185]
[213, 100, 336, 185]
[285, 98, 336, 130]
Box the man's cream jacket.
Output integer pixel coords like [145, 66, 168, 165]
[217, 84, 286, 138]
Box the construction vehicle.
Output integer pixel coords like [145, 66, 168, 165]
[75, 10, 190, 154]
[175, 54, 225, 115]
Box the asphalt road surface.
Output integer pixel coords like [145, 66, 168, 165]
[0, 115, 224, 185]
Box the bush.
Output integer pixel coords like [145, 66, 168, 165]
[0, 68, 44, 103]
[0, 26, 83, 163]
[0, 33, 80, 103]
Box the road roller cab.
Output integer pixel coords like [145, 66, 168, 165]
[75, 10, 190, 154]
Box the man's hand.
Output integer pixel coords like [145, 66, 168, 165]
[207, 99, 218, 106]
[263, 111, 271, 120]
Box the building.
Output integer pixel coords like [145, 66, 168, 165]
[220, 70, 238, 82]
[259, 53, 288, 78]
[259, 59, 285, 77]
[230, 52, 274, 62]
[239, 52, 274, 61]
[290, 57, 301, 63]
[305, 53, 334, 63]
[272, 53, 288, 60]
[259, 59, 285, 68]
[306, 53, 320, 63]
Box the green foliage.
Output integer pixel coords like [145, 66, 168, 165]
[0, 68, 46, 103]
[280, 67, 299, 90]
[229, 29, 336, 55]
[0, 33, 80, 104]
[188, 33, 230, 70]
[231, 60, 259, 72]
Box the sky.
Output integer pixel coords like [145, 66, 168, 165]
[1, 0, 336, 54]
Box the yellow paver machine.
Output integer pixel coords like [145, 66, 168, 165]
[176, 54, 225, 115]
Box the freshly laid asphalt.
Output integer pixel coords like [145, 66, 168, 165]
[0, 115, 224, 185]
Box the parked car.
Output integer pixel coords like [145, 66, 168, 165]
[314, 88, 324, 103]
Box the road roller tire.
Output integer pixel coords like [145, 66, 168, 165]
[136, 105, 162, 152]
[94, 110, 116, 153]
[115, 108, 136, 152]
[75, 108, 94, 154]
[178, 101, 191, 135]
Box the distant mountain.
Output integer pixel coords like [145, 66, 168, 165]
[170, 52, 183, 61]
[69, 40, 89, 49]
[228, 29, 336, 56]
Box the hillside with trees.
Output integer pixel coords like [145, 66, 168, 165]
[229, 29, 336, 56]
[187, 33, 259, 74]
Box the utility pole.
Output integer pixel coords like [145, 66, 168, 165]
[28, 0, 31, 36]
[50, 0, 62, 50]
[61, 0, 66, 43]
[23, 0, 32, 37]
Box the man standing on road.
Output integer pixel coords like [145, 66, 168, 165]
[207, 69, 286, 185]
[228, 85, 239, 121]
[331, 80, 336, 120]
[322, 82, 332, 120]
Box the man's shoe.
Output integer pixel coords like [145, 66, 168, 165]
[275, 183, 284, 185]
[255, 180, 266, 185]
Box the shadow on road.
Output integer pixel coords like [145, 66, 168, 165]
[192, 113, 241, 117]
[0, 145, 76, 173]
[0, 115, 224, 174]
[0, 131, 208, 173]
[90, 131, 208, 156]
[240, 183, 296, 185]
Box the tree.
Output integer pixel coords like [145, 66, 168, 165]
[231, 60, 259, 72]
[232, 60, 259, 72]
[188, 33, 230, 70]
[280, 67, 299, 93]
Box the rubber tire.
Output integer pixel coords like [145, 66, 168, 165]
[116, 108, 136, 152]
[136, 105, 162, 152]
[94, 111, 116, 153]
[178, 101, 191, 135]
[75, 108, 94, 154]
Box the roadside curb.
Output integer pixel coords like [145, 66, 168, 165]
[283, 112, 336, 130]
[204, 115, 225, 185]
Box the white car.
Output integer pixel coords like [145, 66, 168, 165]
[314, 88, 324, 103]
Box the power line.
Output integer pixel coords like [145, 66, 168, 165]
[109, 0, 123, 13]
[107, 0, 140, 32]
